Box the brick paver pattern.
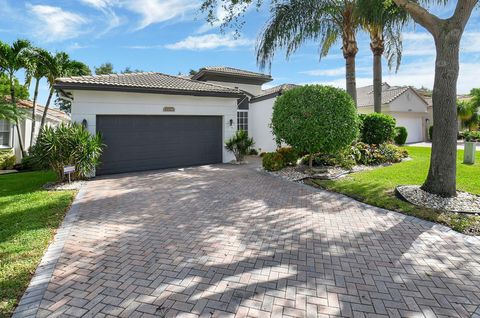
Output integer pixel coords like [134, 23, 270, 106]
[33, 164, 480, 317]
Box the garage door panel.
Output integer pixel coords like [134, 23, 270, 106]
[96, 115, 222, 175]
[395, 116, 423, 143]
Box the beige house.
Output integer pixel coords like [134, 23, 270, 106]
[0, 99, 70, 162]
[357, 83, 430, 143]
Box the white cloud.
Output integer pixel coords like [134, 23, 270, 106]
[196, 2, 250, 34]
[300, 67, 345, 76]
[302, 58, 479, 94]
[122, 0, 199, 30]
[165, 33, 253, 50]
[27, 4, 89, 42]
[80, 0, 122, 33]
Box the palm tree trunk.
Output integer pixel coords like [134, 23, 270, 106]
[421, 28, 461, 197]
[39, 87, 54, 135]
[373, 53, 382, 113]
[9, 73, 26, 157]
[370, 29, 384, 113]
[30, 78, 40, 148]
[345, 55, 357, 104]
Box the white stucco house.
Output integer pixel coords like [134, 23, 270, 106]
[55, 67, 429, 176]
[1, 99, 70, 162]
[357, 83, 430, 143]
[55, 67, 295, 175]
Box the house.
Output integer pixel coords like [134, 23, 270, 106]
[55, 67, 295, 176]
[0, 99, 70, 162]
[357, 83, 429, 143]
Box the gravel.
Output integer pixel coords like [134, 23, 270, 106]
[43, 180, 87, 191]
[396, 185, 480, 214]
[261, 166, 355, 182]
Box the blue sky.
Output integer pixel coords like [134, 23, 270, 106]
[0, 0, 479, 105]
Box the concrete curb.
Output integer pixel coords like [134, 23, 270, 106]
[12, 187, 86, 318]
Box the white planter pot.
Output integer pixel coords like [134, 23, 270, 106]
[463, 141, 476, 164]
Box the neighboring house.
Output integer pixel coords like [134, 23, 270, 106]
[55, 67, 295, 176]
[0, 99, 70, 162]
[357, 83, 430, 143]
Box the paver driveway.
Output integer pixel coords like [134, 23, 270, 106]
[15, 163, 480, 318]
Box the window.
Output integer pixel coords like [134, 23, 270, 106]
[0, 120, 11, 147]
[237, 110, 248, 133]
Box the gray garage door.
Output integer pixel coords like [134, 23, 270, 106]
[96, 115, 223, 175]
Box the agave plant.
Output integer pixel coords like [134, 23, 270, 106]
[30, 123, 104, 181]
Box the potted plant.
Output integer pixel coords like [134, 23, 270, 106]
[463, 131, 479, 164]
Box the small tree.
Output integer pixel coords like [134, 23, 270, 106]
[225, 129, 254, 162]
[272, 85, 358, 168]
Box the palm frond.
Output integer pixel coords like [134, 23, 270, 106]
[256, 0, 343, 69]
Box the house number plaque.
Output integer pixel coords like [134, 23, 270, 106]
[163, 106, 175, 112]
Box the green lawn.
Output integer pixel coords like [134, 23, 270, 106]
[308, 146, 480, 235]
[0, 171, 75, 317]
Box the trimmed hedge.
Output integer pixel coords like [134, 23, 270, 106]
[272, 85, 358, 167]
[394, 126, 408, 145]
[262, 152, 285, 171]
[361, 113, 396, 144]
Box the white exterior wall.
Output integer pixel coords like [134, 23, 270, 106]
[389, 90, 427, 113]
[70, 90, 238, 165]
[9, 114, 62, 162]
[249, 97, 278, 153]
[206, 80, 263, 96]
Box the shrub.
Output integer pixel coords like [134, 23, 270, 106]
[30, 123, 103, 181]
[0, 149, 15, 170]
[262, 152, 285, 171]
[225, 129, 254, 162]
[277, 147, 298, 166]
[429, 125, 433, 140]
[272, 85, 358, 168]
[361, 113, 396, 144]
[248, 148, 259, 156]
[310, 151, 356, 169]
[351, 142, 408, 165]
[394, 126, 408, 145]
[464, 130, 480, 142]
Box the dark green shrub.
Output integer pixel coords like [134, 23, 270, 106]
[272, 85, 358, 168]
[225, 129, 254, 162]
[248, 148, 259, 156]
[0, 149, 15, 169]
[30, 123, 104, 181]
[429, 125, 433, 140]
[394, 126, 408, 145]
[277, 147, 297, 166]
[361, 113, 396, 144]
[262, 152, 285, 171]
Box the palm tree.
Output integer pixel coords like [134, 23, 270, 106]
[38, 52, 91, 135]
[357, 0, 408, 113]
[457, 99, 479, 131]
[24, 48, 50, 148]
[256, 0, 361, 104]
[0, 39, 32, 156]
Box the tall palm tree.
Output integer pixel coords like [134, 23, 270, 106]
[24, 48, 50, 148]
[256, 0, 361, 105]
[0, 39, 32, 156]
[38, 52, 90, 134]
[357, 0, 408, 113]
